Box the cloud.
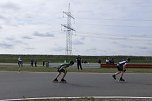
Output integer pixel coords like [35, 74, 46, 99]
[3, 37, 27, 46]
[22, 36, 33, 40]
[24, 47, 35, 50]
[73, 40, 84, 45]
[0, 0, 151, 56]
[0, 15, 6, 20]
[138, 46, 148, 50]
[0, 15, 9, 24]
[0, 1, 20, 11]
[33, 32, 55, 37]
[5, 37, 15, 41]
[0, 43, 13, 49]
[52, 47, 65, 52]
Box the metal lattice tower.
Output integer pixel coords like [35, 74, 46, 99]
[61, 3, 75, 55]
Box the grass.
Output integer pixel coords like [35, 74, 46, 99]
[0, 54, 152, 63]
[22, 98, 152, 101]
[1, 64, 152, 73]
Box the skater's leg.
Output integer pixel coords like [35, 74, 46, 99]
[120, 71, 124, 77]
[112, 71, 121, 80]
[113, 66, 122, 76]
[115, 71, 121, 75]
[114, 66, 123, 76]
[62, 71, 67, 80]
[54, 72, 61, 80]
[120, 71, 125, 81]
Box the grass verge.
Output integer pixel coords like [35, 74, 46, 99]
[1, 65, 152, 73]
[21, 97, 152, 101]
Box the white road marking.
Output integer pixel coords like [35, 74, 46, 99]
[1, 96, 152, 101]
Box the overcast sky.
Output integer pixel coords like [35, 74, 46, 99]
[0, 0, 152, 56]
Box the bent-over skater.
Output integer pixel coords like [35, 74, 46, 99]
[112, 58, 130, 81]
[53, 61, 74, 82]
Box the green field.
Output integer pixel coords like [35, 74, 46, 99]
[1, 64, 152, 73]
[21, 97, 152, 101]
[0, 54, 152, 63]
[0, 54, 152, 73]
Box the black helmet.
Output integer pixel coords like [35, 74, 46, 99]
[69, 61, 74, 65]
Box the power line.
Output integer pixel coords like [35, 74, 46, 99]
[75, 20, 152, 28]
[76, 22, 151, 28]
[102, 18, 152, 22]
[77, 17, 152, 22]
[73, 31, 152, 40]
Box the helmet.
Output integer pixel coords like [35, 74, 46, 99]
[69, 61, 74, 65]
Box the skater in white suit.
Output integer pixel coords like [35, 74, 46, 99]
[112, 58, 130, 81]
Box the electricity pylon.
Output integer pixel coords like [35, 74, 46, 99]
[61, 3, 75, 55]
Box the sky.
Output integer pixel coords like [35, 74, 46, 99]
[0, 0, 152, 56]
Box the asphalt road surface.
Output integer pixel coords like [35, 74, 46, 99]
[0, 72, 152, 100]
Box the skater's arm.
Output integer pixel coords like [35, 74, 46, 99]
[57, 63, 70, 70]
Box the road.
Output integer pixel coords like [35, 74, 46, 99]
[0, 72, 152, 100]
